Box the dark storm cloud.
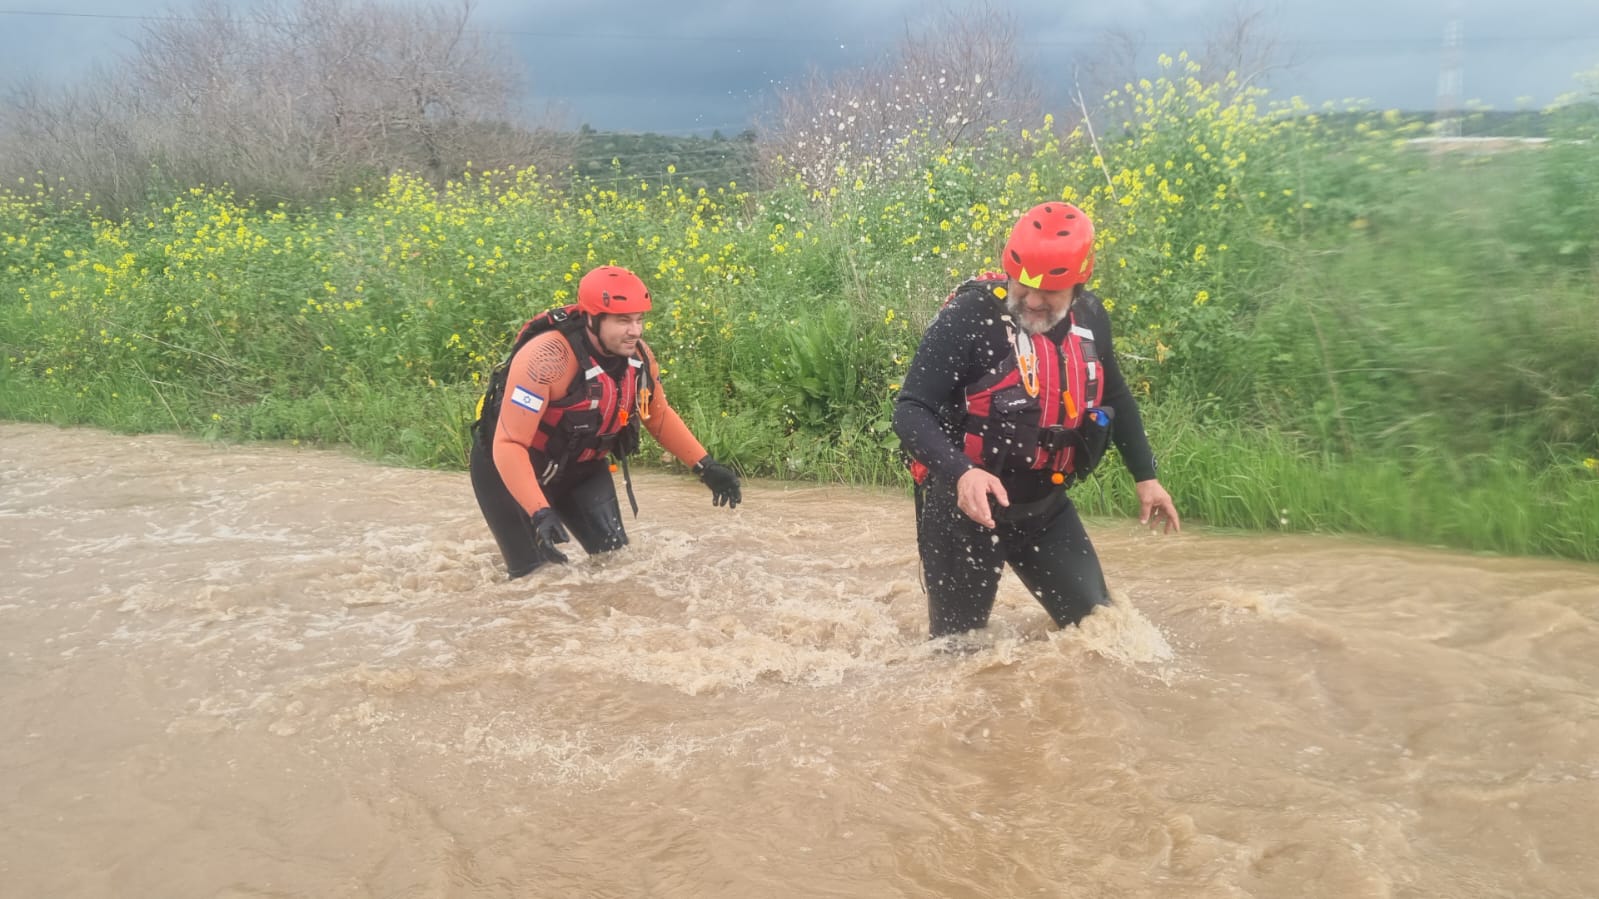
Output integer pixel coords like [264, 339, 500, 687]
[0, 4, 142, 85]
[476, 0, 1599, 131]
[474, 0, 919, 132]
[1242, 0, 1599, 109]
[3, 0, 1597, 132]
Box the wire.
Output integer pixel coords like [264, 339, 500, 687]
[1, 8, 1595, 49]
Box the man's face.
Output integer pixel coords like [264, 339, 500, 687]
[594, 312, 645, 357]
[1005, 281, 1074, 335]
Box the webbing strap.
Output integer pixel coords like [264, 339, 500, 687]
[619, 454, 639, 518]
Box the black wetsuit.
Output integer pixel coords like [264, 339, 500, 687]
[893, 284, 1158, 637]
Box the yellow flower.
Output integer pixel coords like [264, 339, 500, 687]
[1584, 458, 1598, 471]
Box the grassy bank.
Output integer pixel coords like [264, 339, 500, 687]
[3, 59, 1596, 559]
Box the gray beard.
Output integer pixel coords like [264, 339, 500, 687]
[1005, 295, 1068, 335]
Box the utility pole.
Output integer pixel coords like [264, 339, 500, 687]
[1436, 10, 1464, 138]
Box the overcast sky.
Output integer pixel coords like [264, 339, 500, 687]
[2, 0, 1596, 134]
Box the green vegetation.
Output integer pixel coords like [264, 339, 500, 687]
[3, 55, 1597, 560]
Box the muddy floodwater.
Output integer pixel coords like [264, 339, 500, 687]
[2, 422, 1596, 897]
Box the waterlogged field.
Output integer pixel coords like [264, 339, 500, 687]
[3, 57, 1598, 558]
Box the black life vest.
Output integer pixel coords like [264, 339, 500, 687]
[473, 306, 655, 485]
[911, 274, 1112, 484]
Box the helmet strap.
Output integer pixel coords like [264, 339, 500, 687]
[583, 312, 623, 358]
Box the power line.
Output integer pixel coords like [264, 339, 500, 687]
[0, 8, 208, 23]
[1, 8, 1595, 50]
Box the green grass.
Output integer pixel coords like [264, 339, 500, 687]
[3, 76, 1596, 562]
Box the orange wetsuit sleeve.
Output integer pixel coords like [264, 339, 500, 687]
[491, 331, 579, 516]
[639, 339, 709, 466]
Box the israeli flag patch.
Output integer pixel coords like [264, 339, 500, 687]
[509, 386, 545, 413]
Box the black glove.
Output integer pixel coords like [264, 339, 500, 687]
[530, 507, 571, 564]
[694, 456, 742, 509]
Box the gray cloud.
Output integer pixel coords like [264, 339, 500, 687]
[2, 0, 1596, 133]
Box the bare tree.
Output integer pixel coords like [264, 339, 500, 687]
[1070, 3, 1292, 121]
[1070, 26, 1148, 114]
[1199, 2, 1295, 95]
[0, 69, 151, 206]
[756, 1, 1042, 191]
[0, 0, 570, 211]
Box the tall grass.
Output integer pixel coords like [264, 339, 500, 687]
[3, 56, 1596, 560]
[1075, 404, 1599, 560]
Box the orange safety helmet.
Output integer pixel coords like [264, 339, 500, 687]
[1001, 202, 1095, 291]
[577, 265, 652, 315]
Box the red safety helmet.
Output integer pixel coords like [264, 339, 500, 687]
[577, 265, 652, 315]
[1001, 202, 1095, 290]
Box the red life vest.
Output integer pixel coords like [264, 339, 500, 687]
[910, 274, 1109, 484]
[474, 306, 654, 485]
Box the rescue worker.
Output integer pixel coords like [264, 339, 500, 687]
[469, 265, 741, 579]
[892, 202, 1181, 638]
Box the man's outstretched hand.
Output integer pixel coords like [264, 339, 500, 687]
[695, 456, 742, 509]
[1135, 479, 1181, 534]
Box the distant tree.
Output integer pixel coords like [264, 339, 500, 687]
[0, 0, 570, 212]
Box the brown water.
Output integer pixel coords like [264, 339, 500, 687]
[2, 422, 1597, 898]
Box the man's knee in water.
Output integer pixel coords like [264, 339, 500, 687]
[1050, 594, 1111, 628]
[507, 553, 560, 581]
[569, 522, 627, 556]
[929, 608, 992, 640]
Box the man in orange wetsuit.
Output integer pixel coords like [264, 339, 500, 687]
[469, 265, 742, 579]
